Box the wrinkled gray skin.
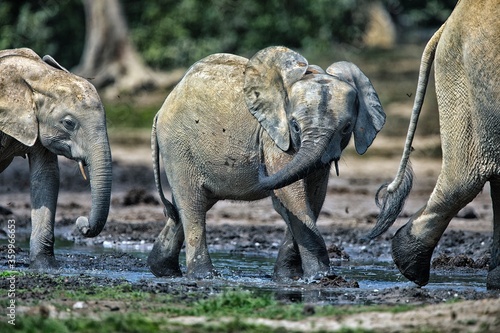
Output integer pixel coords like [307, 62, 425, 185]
[0, 48, 112, 269]
[149, 46, 385, 280]
[367, 0, 500, 290]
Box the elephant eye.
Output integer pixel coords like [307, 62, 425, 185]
[342, 122, 352, 134]
[61, 118, 76, 131]
[291, 118, 300, 133]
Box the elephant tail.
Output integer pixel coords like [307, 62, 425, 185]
[152, 113, 179, 222]
[365, 23, 446, 240]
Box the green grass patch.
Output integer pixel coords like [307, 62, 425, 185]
[104, 103, 159, 129]
[0, 314, 162, 333]
[0, 270, 24, 278]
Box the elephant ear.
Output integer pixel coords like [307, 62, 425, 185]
[326, 61, 385, 155]
[306, 64, 325, 75]
[244, 46, 308, 151]
[0, 48, 40, 61]
[0, 49, 40, 146]
[43, 55, 70, 73]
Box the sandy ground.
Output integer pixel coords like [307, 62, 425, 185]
[1, 134, 499, 332]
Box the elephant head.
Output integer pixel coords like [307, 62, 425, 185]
[0, 48, 112, 237]
[244, 47, 385, 190]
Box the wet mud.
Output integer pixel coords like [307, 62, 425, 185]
[1, 139, 499, 309]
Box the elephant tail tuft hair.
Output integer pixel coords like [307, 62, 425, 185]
[365, 162, 414, 240]
[152, 113, 179, 222]
[364, 23, 445, 241]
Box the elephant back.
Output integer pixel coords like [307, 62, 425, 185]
[162, 53, 250, 120]
[182, 53, 248, 86]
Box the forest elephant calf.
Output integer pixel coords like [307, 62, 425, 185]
[149, 46, 385, 281]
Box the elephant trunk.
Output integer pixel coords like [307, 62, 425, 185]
[76, 137, 112, 237]
[258, 131, 334, 191]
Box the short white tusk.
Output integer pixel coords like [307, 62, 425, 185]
[79, 161, 88, 181]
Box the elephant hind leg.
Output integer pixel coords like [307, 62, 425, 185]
[147, 217, 184, 277]
[487, 179, 500, 290]
[392, 172, 486, 286]
[174, 190, 217, 279]
[391, 208, 434, 286]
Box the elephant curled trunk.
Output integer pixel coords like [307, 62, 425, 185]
[257, 132, 333, 191]
[76, 139, 112, 237]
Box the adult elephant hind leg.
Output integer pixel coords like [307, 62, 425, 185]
[28, 148, 59, 269]
[392, 172, 486, 286]
[147, 216, 184, 277]
[391, 207, 434, 286]
[487, 179, 500, 290]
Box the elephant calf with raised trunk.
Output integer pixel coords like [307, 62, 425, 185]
[367, 0, 500, 290]
[0, 48, 112, 269]
[149, 46, 385, 280]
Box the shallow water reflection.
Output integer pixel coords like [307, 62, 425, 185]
[50, 239, 487, 302]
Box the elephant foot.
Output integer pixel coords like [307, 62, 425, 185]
[276, 259, 331, 283]
[148, 259, 182, 278]
[273, 259, 303, 282]
[273, 245, 303, 282]
[392, 222, 435, 286]
[30, 254, 59, 270]
[302, 266, 334, 283]
[147, 243, 182, 277]
[487, 266, 500, 290]
[300, 249, 331, 283]
[187, 269, 219, 280]
[186, 258, 218, 279]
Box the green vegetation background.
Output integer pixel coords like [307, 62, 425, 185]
[0, 0, 455, 69]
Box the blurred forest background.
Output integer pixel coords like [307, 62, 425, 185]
[0, 0, 456, 148]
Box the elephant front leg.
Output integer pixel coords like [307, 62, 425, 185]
[487, 180, 500, 290]
[148, 217, 184, 277]
[272, 188, 330, 281]
[289, 218, 330, 281]
[28, 149, 60, 269]
[274, 228, 303, 281]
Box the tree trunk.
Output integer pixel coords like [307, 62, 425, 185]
[75, 0, 181, 99]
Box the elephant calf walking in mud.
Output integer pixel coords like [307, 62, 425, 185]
[149, 46, 385, 280]
[0, 48, 112, 269]
[367, 0, 500, 290]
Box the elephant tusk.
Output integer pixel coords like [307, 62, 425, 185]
[334, 160, 340, 177]
[79, 161, 88, 181]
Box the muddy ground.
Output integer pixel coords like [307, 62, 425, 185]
[1, 134, 499, 332]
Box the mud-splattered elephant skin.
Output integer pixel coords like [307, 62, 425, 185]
[148, 46, 385, 280]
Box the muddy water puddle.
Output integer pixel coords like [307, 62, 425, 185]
[42, 239, 487, 302]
